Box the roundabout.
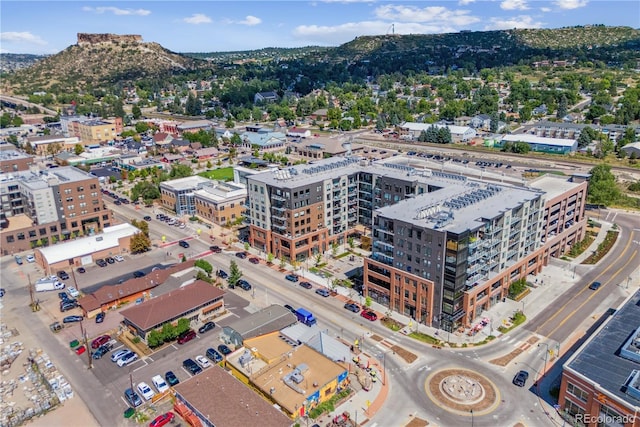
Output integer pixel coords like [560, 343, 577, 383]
[425, 368, 500, 416]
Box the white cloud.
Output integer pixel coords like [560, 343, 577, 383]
[182, 14, 212, 25]
[484, 15, 543, 30]
[540, 7, 552, 12]
[553, 0, 588, 9]
[0, 31, 47, 45]
[82, 6, 151, 16]
[239, 15, 262, 26]
[458, 0, 476, 4]
[373, 5, 481, 26]
[500, 0, 529, 10]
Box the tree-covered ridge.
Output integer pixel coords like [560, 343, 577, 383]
[183, 46, 331, 63]
[513, 25, 640, 49]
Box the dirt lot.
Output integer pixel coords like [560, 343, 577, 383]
[0, 304, 98, 427]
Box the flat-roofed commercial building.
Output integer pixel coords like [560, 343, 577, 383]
[68, 117, 123, 144]
[160, 175, 212, 216]
[559, 291, 640, 427]
[225, 333, 348, 419]
[0, 150, 35, 173]
[193, 180, 247, 226]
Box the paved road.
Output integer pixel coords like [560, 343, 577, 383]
[0, 94, 58, 115]
[525, 210, 640, 342]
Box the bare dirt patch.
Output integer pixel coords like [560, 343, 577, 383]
[405, 416, 429, 427]
[370, 334, 384, 342]
[390, 345, 418, 363]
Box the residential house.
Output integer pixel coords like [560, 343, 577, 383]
[286, 127, 312, 139]
[254, 91, 279, 104]
[470, 114, 491, 130]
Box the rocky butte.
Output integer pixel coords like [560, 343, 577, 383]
[76, 33, 143, 46]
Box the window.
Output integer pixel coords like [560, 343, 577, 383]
[29, 230, 37, 238]
[6, 235, 14, 243]
[17, 233, 25, 240]
[566, 383, 588, 403]
[71, 221, 78, 228]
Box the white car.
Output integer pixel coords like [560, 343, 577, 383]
[67, 287, 80, 298]
[195, 355, 211, 369]
[117, 351, 138, 367]
[111, 349, 130, 362]
[137, 382, 155, 401]
[151, 375, 169, 393]
[26, 255, 35, 263]
[114, 255, 124, 262]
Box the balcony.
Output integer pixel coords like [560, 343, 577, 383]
[271, 194, 286, 202]
[371, 252, 393, 266]
[272, 211, 286, 220]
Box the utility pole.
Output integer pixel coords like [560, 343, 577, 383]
[27, 273, 35, 308]
[80, 320, 93, 369]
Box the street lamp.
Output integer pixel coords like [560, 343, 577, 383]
[538, 342, 550, 386]
[470, 409, 474, 427]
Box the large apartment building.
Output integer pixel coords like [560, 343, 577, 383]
[246, 156, 587, 329]
[67, 117, 123, 144]
[0, 167, 112, 254]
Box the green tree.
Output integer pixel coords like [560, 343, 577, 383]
[135, 122, 150, 134]
[176, 318, 191, 336]
[225, 118, 235, 128]
[147, 330, 164, 348]
[315, 253, 323, 266]
[365, 296, 372, 308]
[588, 164, 621, 206]
[169, 164, 193, 178]
[132, 105, 142, 120]
[160, 322, 177, 341]
[266, 253, 274, 264]
[228, 260, 242, 288]
[194, 259, 213, 276]
[74, 144, 84, 155]
[348, 237, 355, 249]
[130, 232, 151, 254]
[131, 219, 149, 237]
[556, 94, 568, 119]
[279, 256, 286, 269]
[131, 181, 160, 204]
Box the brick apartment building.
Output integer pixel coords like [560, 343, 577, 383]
[0, 167, 112, 254]
[245, 156, 587, 330]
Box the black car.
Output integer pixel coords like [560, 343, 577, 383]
[143, 216, 152, 221]
[77, 267, 86, 274]
[105, 257, 115, 264]
[58, 292, 69, 300]
[178, 240, 190, 248]
[92, 343, 113, 359]
[235, 251, 248, 259]
[133, 270, 146, 278]
[96, 259, 107, 267]
[217, 270, 228, 279]
[217, 344, 232, 356]
[206, 347, 223, 363]
[183, 358, 202, 375]
[237, 279, 252, 291]
[589, 281, 602, 290]
[95, 312, 105, 323]
[285, 274, 299, 283]
[299, 281, 313, 289]
[57, 271, 70, 280]
[124, 388, 142, 407]
[60, 301, 78, 312]
[209, 245, 222, 253]
[63, 315, 84, 323]
[513, 370, 529, 387]
[165, 371, 179, 386]
[344, 303, 360, 313]
[284, 304, 296, 314]
[0, 288, 4, 298]
[198, 321, 216, 334]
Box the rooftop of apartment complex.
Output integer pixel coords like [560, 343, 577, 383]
[376, 181, 541, 234]
[0, 150, 33, 162]
[159, 175, 211, 191]
[529, 175, 585, 201]
[193, 181, 246, 202]
[565, 290, 640, 407]
[1, 166, 96, 187]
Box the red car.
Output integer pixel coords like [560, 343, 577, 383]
[249, 257, 260, 264]
[149, 412, 175, 427]
[75, 345, 86, 355]
[91, 335, 111, 349]
[361, 310, 378, 321]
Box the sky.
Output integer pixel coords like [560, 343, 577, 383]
[1, 0, 639, 55]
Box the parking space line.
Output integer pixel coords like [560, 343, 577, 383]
[171, 344, 178, 350]
[133, 360, 148, 372]
[120, 396, 130, 406]
[146, 356, 154, 362]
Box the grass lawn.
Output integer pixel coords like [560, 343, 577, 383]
[198, 167, 234, 181]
